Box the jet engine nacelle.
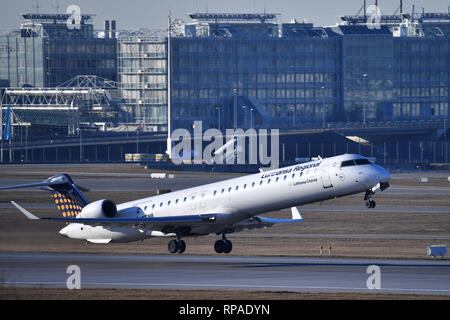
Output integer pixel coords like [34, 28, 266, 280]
[78, 199, 117, 219]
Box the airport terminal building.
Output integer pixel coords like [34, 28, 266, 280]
[1, 9, 449, 133]
[167, 12, 450, 131]
[0, 7, 450, 166]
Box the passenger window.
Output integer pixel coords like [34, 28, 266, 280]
[183, 197, 187, 202]
[213, 190, 217, 196]
[252, 182, 255, 187]
[228, 187, 232, 192]
[267, 179, 271, 184]
[235, 186, 239, 191]
[176, 199, 179, 204]
[159, 202, 163, 207]
[167, 201, 171, 206]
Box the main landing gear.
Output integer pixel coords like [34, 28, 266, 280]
[364, 189, 376, 209]
[168, 238, 186, 254]
[167, 234, 233, 254]
[214, 234, 233, 254]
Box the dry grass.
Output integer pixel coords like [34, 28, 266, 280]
[2, 287, 449, 300]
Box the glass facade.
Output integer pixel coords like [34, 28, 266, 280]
[0, 29, 45, 87]
[118, 36, 167, 129]
[166, 15, 450, 131]
[0, 14, 117, 88]
[342, 26, 394, 123]
[393, 37, 450, 120]
[171, 22, 341, 130]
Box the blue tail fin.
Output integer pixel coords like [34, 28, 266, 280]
[0, 174, 89, 217]
[42, 174, 89, 217]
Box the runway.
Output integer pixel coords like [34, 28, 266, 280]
[1, 253, 450, 295]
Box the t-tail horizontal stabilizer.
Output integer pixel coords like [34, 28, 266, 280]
[11, 201, 40, 220]
[0, 174, 90, 218]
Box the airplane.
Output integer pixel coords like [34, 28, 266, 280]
[0, 153, 390, 254]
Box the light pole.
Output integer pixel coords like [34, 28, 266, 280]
[136, 127, 139, 153]
[250, 107, 254, 129]
[362, 73, 368, 126]
[321, 86, 326, 129]
[242, 105, 247, 129]
[215, 105, 221, 131]
[166, 11, 173, 158]
[233, 89, 237, 130]
[76, 127, 82, 162]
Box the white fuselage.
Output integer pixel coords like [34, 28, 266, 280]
[60, 154, 390, 243]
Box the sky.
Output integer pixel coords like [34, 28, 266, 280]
[0, 0, 449, 32]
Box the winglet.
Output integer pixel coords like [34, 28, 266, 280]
[254, 207, 304, 224]
[291, 206, 303, 220]
[10, 201, 40, 220]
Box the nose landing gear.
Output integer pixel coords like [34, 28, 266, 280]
[364, 190, 376, 209]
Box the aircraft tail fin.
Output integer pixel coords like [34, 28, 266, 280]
[0, 174, 89, 218]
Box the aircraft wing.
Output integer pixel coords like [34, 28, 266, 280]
[12, 201, 303, 235]
[11, 201, 211, 225]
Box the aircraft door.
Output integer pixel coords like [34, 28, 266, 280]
[321, 171, 333, 189]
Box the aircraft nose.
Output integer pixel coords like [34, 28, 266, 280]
[59, 226, 68, 237]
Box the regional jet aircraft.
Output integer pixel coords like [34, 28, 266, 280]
[1, 154, 390, 254]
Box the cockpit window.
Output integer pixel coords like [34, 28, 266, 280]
[354, 158, 372, 165]
[341, 158, 372, 167]
[341, 160, 355, 167]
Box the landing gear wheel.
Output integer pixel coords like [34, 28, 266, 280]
[214, 240, 225, 254]
[364, 189, 376, 209]
[223, 240, 232, 254]
[214, 239, 233, 254]
[365, 199, 376, 209]
[177, 240, 186, 254]
[168, 240, 179, 253]
[168, 239, 186, 254]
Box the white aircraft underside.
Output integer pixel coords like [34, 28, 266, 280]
[2, 153, 390, 254]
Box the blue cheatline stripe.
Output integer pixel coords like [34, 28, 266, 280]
[41, 215, 203, 224]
